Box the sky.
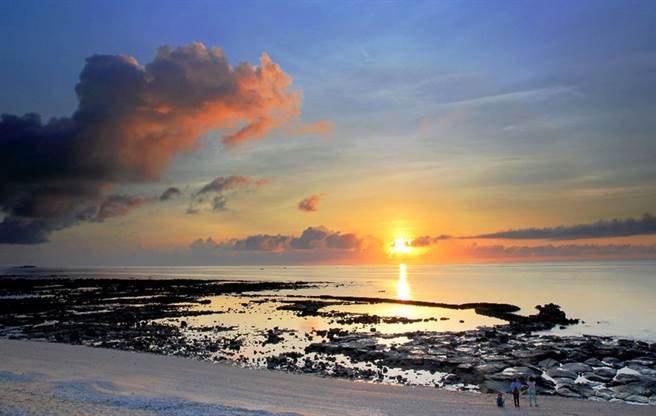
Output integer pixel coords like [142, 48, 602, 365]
[1, 0, 655, 266]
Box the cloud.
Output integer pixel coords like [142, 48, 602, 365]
[0, 192, 152, 244]
[91, 194, 153, 222]
[202, 226, 365, 253]
[232, 234, 292, 252]
[189, 175, 264, 213]
[255, 178, 271, 188]
[411, 235, 451, 247]
[159, 187, 182, 201]
[445, 86, 583, 108]
[1, 43, 324, 244]
[189, 236, 220, 254]
[211, 195, 228, 212]
[284, 119, 334, 136]
[185, 207, 200, 215]
[197, 176, 251, 195]
[290, 226, 360, 250]
[0, 218, 58, 245]
[413, 214, 656, 247]
[469, 213, 656, 240]
[182, 227, 378, 265]
[298, 194, 323, 212]
[459, 243, 656, 261]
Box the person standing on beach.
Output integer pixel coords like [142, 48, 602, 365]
[496, 392, 505, 408]
[527, 376, 538, 407]
[510, 379, 522, 408]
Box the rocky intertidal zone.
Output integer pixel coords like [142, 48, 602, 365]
[1, 278, 655, 405]
[295, 329, 656, 405]
[0, 277, 316, 347]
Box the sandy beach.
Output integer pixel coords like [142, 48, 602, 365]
[1, 339, 653, 416]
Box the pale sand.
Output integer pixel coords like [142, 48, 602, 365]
[0, 339, 652, 416]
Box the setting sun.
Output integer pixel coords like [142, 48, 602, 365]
[389, 237, 413, 255]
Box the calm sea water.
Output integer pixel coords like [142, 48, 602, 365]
[4, 260, 656, 341]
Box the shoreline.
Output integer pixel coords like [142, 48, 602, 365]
[1, 339, 654, 416]
[1, 277, 655, 404]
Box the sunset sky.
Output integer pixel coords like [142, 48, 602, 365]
[1, 0, 655, 266]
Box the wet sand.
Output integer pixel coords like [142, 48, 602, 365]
[0, 339, 652, 416]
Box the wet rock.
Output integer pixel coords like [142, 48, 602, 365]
[593, 367, 617, 379]
[277, 300, 341, 316]
[584, 357, 603, 367]
[626, 395, 650, 404]
[612, 383, 653, 399]
[613, 371, 648, 385]
[552, 377, 576, 388]
[627, 364, 656, 377]
[546, 367, 578, 379]
[556, 386, 582, 398]
[583, 371, 612, 383]
[489, 366, 538, 380]
[593, 388, 614, 401]
[569, 382, 595, 397]
[480, 353, 511, 362]
[561, 362, 593, 374]
[539, 358, 560, 368]
[442, 373, 460, 384]
[511, 349, 551, 363]
[626, 358, 654, 367]
[474, 362, 508, 375]
[602, 357, 624, 368]
[264, 329, 284, 345]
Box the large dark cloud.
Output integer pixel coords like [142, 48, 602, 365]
[1, 43, 324, 244]
[469, 213, 656, 240]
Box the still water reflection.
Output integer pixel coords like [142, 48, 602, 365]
[397, 263, 410, 301]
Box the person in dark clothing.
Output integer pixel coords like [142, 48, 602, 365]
[510, 378, 522, 408]
[496, 392, 505, 407]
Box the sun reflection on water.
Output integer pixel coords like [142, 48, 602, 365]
[397, 263, 411, 301]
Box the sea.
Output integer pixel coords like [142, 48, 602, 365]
[4, 260, 655, 341]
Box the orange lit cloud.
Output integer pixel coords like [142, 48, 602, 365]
[0, 43, 326, 243]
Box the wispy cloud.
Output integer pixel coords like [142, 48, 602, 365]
[189, 175, 264, 213]
[445, 86, 583, 108]
[159, 187, 182, 201]
[197, 176, 252, 196]
[460, 243, 656, 261]
[410, 235, 452, 247]
[413, 214, 656, 244]
[468, 213, 656, 240]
